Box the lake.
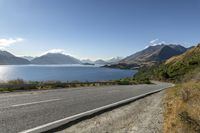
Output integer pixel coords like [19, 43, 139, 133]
[0, 65, 136, 82]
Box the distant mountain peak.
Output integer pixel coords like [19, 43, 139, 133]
[94, 59, 108, 65]
[120, 44, 189, 66]
[0, 50, 30, 65]
[0, 50, 15, 57]
[107, 57, 123, 64]
[22, 56, 34, 61]
[41, 49, 66, 56]
[31, 52, 81, 65]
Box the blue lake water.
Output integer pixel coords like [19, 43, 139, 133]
[0, 65, 137, 82]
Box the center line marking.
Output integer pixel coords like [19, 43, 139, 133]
[11, 99, 61, 107]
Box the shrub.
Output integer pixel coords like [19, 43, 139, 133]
[8, 79, 25, 85]
[181, 89, 190, 102]
[179, 111, 200, 132]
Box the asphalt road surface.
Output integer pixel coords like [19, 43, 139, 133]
[0, 82, 172, 133]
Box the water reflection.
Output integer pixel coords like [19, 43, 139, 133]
[0, 65, 136, 82]
[0, 66, 13, 82]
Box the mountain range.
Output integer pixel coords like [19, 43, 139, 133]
[107, 57, 123, 64]
[134, 43, 200, 82]
[22, 56, 34, 61]
[0, 44, 193, 65]
[0, 50, 122, 65]
[117, 44, 191, 67]
[81, 57, 123, 65]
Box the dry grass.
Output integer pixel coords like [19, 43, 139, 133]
[165, 44, 200, 65]
[164, 81, 200, 133]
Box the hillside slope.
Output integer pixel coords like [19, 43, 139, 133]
[134, 43, 200, 133]
[120, 44, 187, 66]
[134, 43, 200, 82]
[0, 50, 30, 65]
[159, 44, 200, 81]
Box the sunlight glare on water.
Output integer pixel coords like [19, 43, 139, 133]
[0, 66, 12, 82]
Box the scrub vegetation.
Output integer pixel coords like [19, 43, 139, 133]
[164, 82, 200, 133]
[0, 77, 151, 92]
[134, 44, 200, 83]
[133, 43, 200, 133]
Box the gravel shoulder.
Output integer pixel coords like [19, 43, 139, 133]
[57, 90, 165, 133]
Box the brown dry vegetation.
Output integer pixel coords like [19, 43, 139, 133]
[0, 77, 151, 92]
[164, 81, 200, 133]
[133, 43, 200, 132]
[165, 44, 200, 65]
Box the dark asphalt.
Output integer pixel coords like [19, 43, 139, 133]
[0, 81, 172, 133]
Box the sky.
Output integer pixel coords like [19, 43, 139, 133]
[0, 0, 200, 60]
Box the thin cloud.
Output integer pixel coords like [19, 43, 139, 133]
[0, 38, 24, 47]
[40, 49, 80, 59]
[158, 41, 166, 45]
[150, 38, 159, 44]
[41, 49, 66, 55]
[145, 39, 166, 49]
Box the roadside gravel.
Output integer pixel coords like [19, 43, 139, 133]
[57, 90, 165, 133]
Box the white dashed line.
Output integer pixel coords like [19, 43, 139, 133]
[11, 99, 61, 107]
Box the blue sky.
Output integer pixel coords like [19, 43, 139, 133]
[0, 0, 199, 60]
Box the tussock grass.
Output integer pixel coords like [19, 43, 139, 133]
[0, 78, 152, 92]
[164, 81, 200, 133]
[131, 43, 200, 132]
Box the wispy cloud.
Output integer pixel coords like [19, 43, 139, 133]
[150, 38, 159, 44]
[41, 49, 66, 55]
[0, 38, 24, 48]
[145, 38, 166, 48]
[158, 41, 166, 45]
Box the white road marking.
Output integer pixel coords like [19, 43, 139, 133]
[19, 84, 175, 133]
[11, 99, 61, 107]
[19, 83, 174, 133]
[0, 93, 33, 99]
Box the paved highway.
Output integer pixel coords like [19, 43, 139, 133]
[0, 82, 172, 133]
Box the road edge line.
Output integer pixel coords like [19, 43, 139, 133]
[20, 84, 174, 133]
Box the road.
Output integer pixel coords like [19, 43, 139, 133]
[0, 82, 172, 133]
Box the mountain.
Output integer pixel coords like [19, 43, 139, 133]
[0, 50, 30, 65]
[120, 44, 188, 66]
[107, 57, 123, 64]
[22, 56, 34, 61]
[31, 53, 81, 64]
[163, 43, 200, 81]
[82, 57, 122, 65]
[94, 59, 108, 65]
[135, 43, 200, 82]
[133, 43, 200, 133]
[165, 44, 200, 65]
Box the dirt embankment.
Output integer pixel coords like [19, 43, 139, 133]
[57, 91, 165, 133]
